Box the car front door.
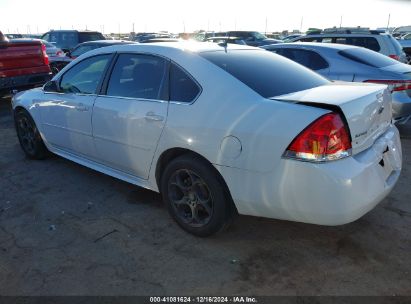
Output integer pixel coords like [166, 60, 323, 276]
[39, 54, 112, 158]
[92, 53, 169, 179]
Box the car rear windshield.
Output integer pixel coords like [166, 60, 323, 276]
[339, 47, 398, 68]
[79, 32, 105, 43]
[200, 49, 329, 98]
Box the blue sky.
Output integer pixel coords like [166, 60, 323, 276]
[0, 0, 409, 34]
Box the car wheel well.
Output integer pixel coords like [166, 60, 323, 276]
[155, 148, 237, 214]
[14, 106, 27, 114]
[13, 106, 31, 121]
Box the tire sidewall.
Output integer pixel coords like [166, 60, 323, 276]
[15, 110, 48, 159]
[161, 155, 230, 237]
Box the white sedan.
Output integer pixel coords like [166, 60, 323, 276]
[12, 42, 402, 236]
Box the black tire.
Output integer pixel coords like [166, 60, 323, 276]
[50, 64, 60, 75]
[161, 154, 234, 237]
[14, 109, 49, 160]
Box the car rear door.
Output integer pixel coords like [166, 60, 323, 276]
[39, 54, 112, 158]
[92, 53, 169, 179]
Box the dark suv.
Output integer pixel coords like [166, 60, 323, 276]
[41, 30, 105, 52]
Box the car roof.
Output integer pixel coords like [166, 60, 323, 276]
[84, 41, 256, 56]
[46, 30, 101, 33]
[297, 32, 389, 39]
[263, 42, 355, 51]
[9, 38, 48, 44]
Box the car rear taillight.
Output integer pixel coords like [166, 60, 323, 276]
[389, 54, 400, 61]
[283, 113, 352, 162]
[364, 79, 411, 92]
[41, 44, 49, 66]
[56, 50, 63, 56]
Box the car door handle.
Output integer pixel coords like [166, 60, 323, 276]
[145, 111, 164, 121]
[75, 103, 89, 112]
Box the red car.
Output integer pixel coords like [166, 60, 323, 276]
[0, 31, 51, 96]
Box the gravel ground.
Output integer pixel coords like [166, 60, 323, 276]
[0, 95, 410, 296]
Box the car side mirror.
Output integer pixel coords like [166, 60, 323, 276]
[43, 80, 60, 93]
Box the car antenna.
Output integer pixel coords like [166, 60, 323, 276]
[217, 39, 228, 52]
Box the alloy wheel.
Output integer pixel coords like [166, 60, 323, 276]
[168, 169, 213, 228]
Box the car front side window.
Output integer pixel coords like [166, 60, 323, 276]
[59, 54, 111, 94]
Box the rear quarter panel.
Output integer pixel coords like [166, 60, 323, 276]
[151, 52, 329, 176]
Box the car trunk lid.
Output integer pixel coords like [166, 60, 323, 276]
[0, 41, 46, 77]
[379, 62, 411, 74]
[273, 82, 392, 155]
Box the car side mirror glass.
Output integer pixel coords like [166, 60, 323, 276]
[43, 80, 60, 93]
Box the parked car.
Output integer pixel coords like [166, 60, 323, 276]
[10, 38, 66, 74]
[282, 34, 303, 42]
[392, 26, 411, 38]
[0, 36, 51, 96]
[50, 40, 136, 74]
[220, 31, 281, 47]
[133, 32, 171, 43]
[396, 33, 411, 63]
[41, 30, 105, 52]
[12, 43, 402, 236]
[5, 33, 23, 39]
[291, 27, 407, 63]
[263, 42, 411, 124]
[67, 40, 136, 59]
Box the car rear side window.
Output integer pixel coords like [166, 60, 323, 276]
[339, 47, 397, 68]
[60, 54, 111, 94]
[275, 49, 329, 71]
[334, 37, 380, 52]
[200, 50, 329, 98]
[170, 63, 200, 103]
[106, 54, 167, 100]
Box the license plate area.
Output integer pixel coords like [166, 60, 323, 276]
[378, 146, 394, 181]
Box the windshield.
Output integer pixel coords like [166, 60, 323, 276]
[252, 32, 267, 40]
[200, 49, 329, 98]
[78, 32, 105, 43]
[339, 47, 398, 68]
[71, 44, 98, 57]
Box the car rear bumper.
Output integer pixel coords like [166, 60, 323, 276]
[217, 124, 402, 225]
[0, 72, 52, 94]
